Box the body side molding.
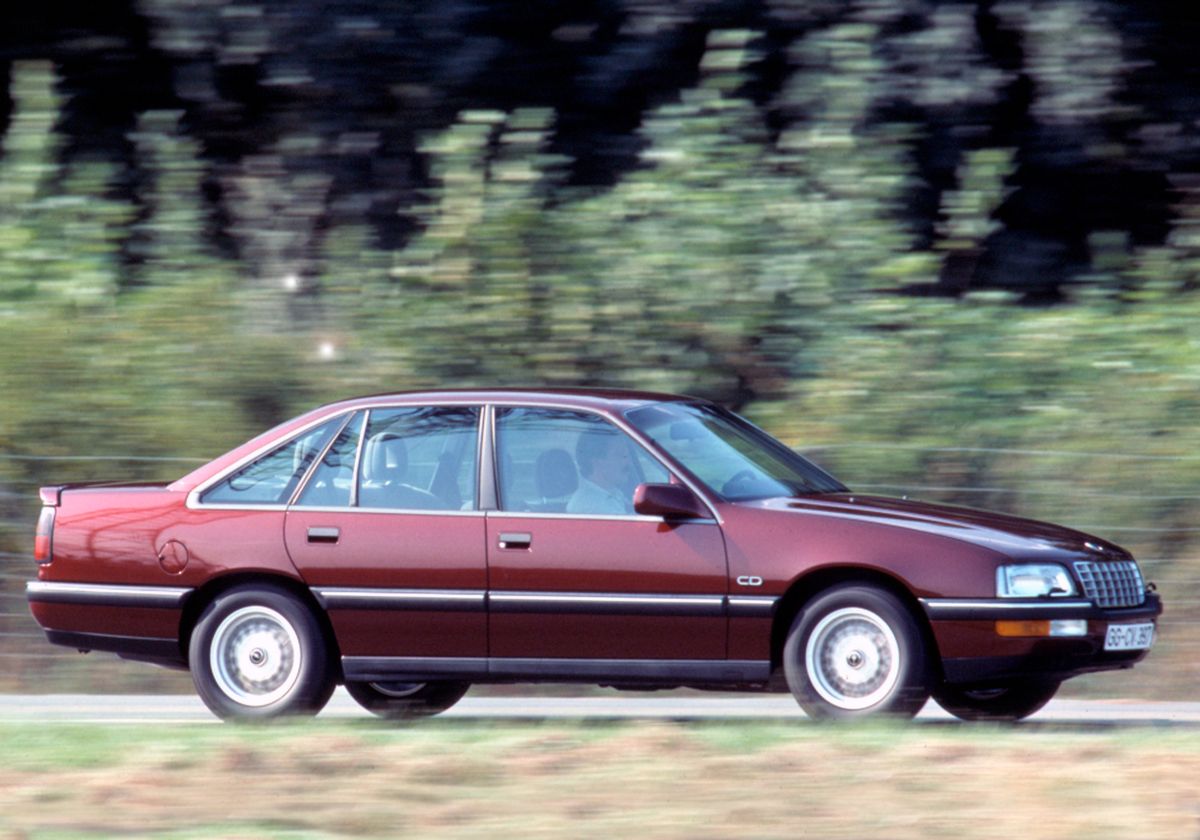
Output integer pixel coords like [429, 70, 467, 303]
[26, 581, 192, 609]
[314, 587, 780, 617]
[313, 588, 486, 612]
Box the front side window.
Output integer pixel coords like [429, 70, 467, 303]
[495, 407, 669, 515]
[625, 403, 846, 501]
[358, 406, 479, 511]
[200, 415, 344, 506]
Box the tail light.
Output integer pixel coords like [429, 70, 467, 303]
[34, 506, 55, 564]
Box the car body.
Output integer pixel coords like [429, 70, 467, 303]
[27, 389, 1161, 720]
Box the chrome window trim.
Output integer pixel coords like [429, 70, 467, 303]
[288, 505, 487, 517]
[487, 510, 717, 525]
[481, 403, 501, 510]
[476, 404, 490, 510]
[184, 502, 291, 512]
[186, 397, 722, 518]
[489, 402, 723, 523]
[349, 408, 371, 508]
[269, 506, 704, 522]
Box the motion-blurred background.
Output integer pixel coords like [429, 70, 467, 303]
[1, 1, 1197, 697]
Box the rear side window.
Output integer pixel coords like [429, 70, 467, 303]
[200, 416, 343, 506]
[357, 406, 480, 511]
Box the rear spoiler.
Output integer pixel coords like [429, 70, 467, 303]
[38, 482, 167, 507]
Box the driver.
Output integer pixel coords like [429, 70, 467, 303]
[567, 433, 635, 515]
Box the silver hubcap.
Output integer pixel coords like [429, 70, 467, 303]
[805, 607, 901, 711]
[210, 606, 302, 707]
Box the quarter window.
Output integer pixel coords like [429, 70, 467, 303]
[200, 415, 343, 506]
[358, 406, 479, 511]
[293, 412, 366, 507]
[495, 408, 669, 515]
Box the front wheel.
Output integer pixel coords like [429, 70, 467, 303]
[344, 680, 470, 719]
[934, 681, 1060, 722]
[189, 586, 335, 720]
[783, 585, 931, 720]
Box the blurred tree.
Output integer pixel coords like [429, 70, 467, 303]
[3, 0, 1198, 297]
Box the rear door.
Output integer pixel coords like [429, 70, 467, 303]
[284, 405, 487, 666]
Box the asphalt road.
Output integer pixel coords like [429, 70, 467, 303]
[1, 691, 1198, 725]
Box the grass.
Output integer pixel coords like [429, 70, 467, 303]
[1, 720, 1199, 839]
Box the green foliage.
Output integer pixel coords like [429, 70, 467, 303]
[128, 110, 215, 286]
[0, 62, 131, 306]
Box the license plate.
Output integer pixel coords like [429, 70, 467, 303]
[1104, 623, 1155, 651]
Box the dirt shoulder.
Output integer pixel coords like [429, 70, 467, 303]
[1, 720, 1198, 838]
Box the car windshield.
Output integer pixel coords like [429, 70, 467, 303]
[624, 403, 847, 501]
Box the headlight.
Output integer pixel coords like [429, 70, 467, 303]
[996, 564, 1077, 598]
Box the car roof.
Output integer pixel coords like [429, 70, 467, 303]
[323, 387, 704, 413]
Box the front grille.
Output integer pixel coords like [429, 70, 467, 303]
[1073, 560, 1145, 608]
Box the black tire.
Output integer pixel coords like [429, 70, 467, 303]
[934, 681, 1060, 722]
[783, 584, 931, 720]
[189, 585, 335, 720]
[344, 680, 470, 719]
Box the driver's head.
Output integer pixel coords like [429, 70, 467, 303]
[575, 433, 632, 488]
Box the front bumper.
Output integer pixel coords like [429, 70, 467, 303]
[921, 591, 1163, 687]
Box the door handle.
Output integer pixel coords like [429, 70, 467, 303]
[498, 532, 532, 550]
[307, 527, 340, 544]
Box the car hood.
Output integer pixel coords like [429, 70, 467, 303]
[745, 493, 1129, 560]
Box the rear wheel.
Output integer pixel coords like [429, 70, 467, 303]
[189, 586, 335, 720]
[784, 584, 931, 720]
[344, 680, 470, 719]
[934, 680, 1060, 722]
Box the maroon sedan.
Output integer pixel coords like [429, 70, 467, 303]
[27, 389, 1161, 720]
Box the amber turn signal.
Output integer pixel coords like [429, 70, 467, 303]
[996, 619, 1088, 638]
[996, 620, 1050, 637]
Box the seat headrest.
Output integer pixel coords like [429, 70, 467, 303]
[535, 447, 578, 498]
[365, 432, 407, 481]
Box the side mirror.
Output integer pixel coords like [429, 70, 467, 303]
[633, 483, 708, 520]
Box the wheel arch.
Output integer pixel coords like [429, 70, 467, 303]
[179, 572, 342, 677]
[769, 567, 942, 680]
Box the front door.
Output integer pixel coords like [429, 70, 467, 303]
[486, 406, 729, 676]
